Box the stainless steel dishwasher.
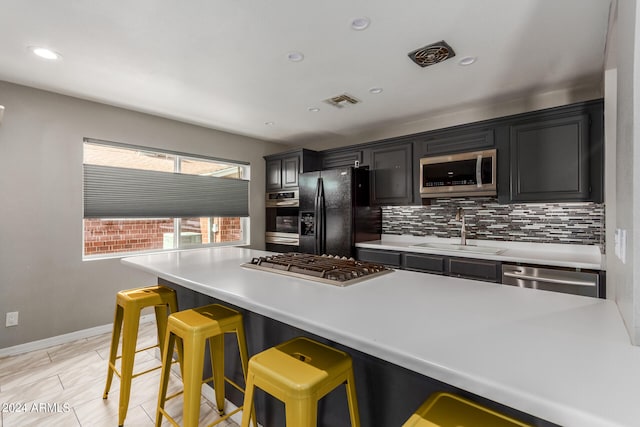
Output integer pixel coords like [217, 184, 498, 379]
[501, 264, 602, 298]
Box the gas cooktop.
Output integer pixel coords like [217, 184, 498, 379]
[242, 253, 393, 286]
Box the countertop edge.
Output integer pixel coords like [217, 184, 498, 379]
[121, 248, 632, 427]
[355, 237, 604, 270]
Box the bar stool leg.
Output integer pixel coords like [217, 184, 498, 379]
[156, 331, 176, 427]
[345, 371, 361, 427]
[103, 304, 124, 399]
[118, 306, 142, 426]
[286, 398, 317, 427]
[154, 305, 169, 352]
[235, 325, 250, 380]
[209, 335, 225, 415]
[182, 335, 207, 427]
[240, 372, 256, 427]
[235, 325, 257, 427]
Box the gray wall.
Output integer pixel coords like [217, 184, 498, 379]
[0, 81, 287, 349]
[610, 0, 640, 345]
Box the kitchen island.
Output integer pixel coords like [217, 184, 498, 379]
[122, 246, 639, 427]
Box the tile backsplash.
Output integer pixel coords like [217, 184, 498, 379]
[382, 198, 605, 251]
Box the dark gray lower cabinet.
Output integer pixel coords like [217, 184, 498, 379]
[355, 248, 402, 267]
[448, 258, 501, 282]
[356, 248, 501, 283]
[402, 253, 446, 274]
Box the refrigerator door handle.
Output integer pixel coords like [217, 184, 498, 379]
[318, 178, 326, 254]
[314, 178, 321, 254]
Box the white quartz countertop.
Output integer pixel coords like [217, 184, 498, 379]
[356, 235, 604, 270]
[122, 247, 637, 427]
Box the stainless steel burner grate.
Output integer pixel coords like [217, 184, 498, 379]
[242, 253, 392, 286]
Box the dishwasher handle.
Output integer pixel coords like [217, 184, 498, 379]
[502, 271, 597, 288]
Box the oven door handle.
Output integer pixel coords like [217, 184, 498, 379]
[502, 272, 597, 287]
[269, 200, 299, 207]
[268, 238, 299, 245]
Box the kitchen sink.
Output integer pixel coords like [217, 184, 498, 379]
[410, 242, 505, 255]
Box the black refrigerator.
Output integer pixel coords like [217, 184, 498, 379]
[298, 167, 381, 257]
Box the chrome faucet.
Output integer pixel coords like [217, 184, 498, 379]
[455, 207, 466, 245]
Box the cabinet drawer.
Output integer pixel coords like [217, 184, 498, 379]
[402, 253, 445, 274]
[448, 258, 500, 282]
[355, 248, 401, 267]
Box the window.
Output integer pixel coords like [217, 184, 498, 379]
[83, 139, 249, 258]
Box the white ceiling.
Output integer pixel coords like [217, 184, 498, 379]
[0, 0, 612, 147]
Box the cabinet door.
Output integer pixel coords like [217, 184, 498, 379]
[321, 150, 363, 169]
[448, 258, 500, 282]
[266, 158, 282, 190]
[368, 143, 413, 205]
[355, 248, 402, 267]
[416, 129, 495, 156]
[402, 253, 446, 274]
[508, 114, 590, 202]
[282, 156, 300, 188]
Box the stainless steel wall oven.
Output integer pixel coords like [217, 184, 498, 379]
[265, 190, 300, 250]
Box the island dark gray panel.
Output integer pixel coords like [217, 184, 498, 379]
[158, 278, 558, 427]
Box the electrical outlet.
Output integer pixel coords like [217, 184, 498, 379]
[6, 311, 19, 327]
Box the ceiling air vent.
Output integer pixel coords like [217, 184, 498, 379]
[408, 40, 455, 67]
[324, 93, 360, 108]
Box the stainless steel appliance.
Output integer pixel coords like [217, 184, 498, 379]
[266, 189, 299, 207]
[265, 231, 299, 247]
[501, 264, 602, 298]
[242, 252, 392, 286]
[420, 149, 497, 198]
[298, 167, 381, 258]
[265, 190, 300, 252]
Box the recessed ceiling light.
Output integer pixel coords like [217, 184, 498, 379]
[265, 121, 275, 126]
[369, 87, 383, 94]
[458, 56, 477, 66]
[308, 107, 320, 112]
[29, 46, 62, 60]
[287, 51, 304, 62]
[351, 17, 370, 31]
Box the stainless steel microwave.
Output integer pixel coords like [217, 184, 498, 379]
[420, 149, 497, 198]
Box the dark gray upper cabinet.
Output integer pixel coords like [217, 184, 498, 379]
[415, 129, 495, 156]
[264, 149, 320, 190]
[264, 100, 603, 204]
[266, 156, 299, 190]
[508, 114, 589, 202]
[320, 148, 363, 170]
[365, 142, 413, 206]
[497, 100, 603, 203]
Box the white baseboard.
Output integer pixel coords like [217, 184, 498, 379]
[0, 314, 155, 358]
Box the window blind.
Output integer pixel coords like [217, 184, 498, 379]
[83, 164, 249, 218]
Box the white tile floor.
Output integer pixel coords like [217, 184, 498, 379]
[0, 321, 239, 427]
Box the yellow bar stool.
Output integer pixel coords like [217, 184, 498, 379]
[156, 303, 256, 427]
[402, 392, 532, 427]
[103, 285, 179, 427]
[240, 336, 361, 427]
